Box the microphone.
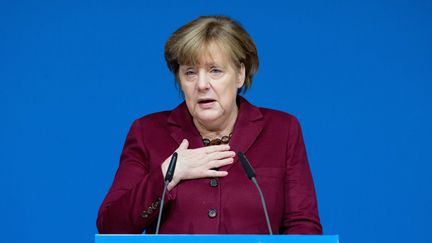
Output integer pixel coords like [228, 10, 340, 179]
[164, 152, 177, 182]
[237, 152, 273, 235]
[155, 152, 178, 234]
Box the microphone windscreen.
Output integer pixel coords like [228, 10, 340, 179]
[237, 152, 256, 179]
[165, 152, 177, 182]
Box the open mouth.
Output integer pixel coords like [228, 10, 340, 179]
[198, 99, 216, 104]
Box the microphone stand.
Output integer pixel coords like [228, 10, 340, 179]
[155, 152, 177, 234]
[238, 152, 273, 235]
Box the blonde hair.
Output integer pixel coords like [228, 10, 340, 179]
[164, 16, 259, 93]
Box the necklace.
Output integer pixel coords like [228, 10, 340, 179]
[202, 133, 232, 146]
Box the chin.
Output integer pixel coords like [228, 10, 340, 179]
[195, 110, 223, 124]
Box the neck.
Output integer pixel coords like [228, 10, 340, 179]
[193, 107, 238, 140]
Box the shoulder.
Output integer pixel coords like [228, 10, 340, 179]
[126, 102, 187, 136]
[259, 107, 297, 121]
[132, 110, 171, 128]
[258, 107, 302, 129]
[238, 96, 302, 131]
[255, 107, 306, 152]
[124, 109, 174, 139]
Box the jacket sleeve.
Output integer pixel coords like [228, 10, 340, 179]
[281, 116, 323, 234]
[96, 120, 174, 233]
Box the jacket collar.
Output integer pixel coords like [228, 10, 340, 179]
[167, 96, 264, 155]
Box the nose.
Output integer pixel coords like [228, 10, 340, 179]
[196, 70, 210, 91]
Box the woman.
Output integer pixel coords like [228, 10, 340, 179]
[97, 16, 322, 234]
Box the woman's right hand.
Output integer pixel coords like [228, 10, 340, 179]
[161, 139, 235, 191]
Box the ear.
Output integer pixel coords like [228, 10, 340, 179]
[236, 63, 246, 88]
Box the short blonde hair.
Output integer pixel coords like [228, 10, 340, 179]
[164, 16, 259, 93]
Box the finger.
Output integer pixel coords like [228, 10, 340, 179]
[176, 139, 189, 151]
[201, 144, 231, 154]
[205, 170, 229, 178]
[206, 151, 236, 161]
[207, 157, 234, 169]
[183, 167, 229, 180]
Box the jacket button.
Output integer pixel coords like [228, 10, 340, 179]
[151, 202, 158, 210]
[208, 209, 217, 218]
[209, 179, 218, 187]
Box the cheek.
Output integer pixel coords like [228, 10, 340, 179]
[181, 84, 194, 98]
[180, 85, 196, 110]
[219, 77, 239, 92]
[217, 82, 238, 105]
[184, 96, 198, 116]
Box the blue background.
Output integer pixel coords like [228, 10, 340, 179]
[1, 1, 431, 243]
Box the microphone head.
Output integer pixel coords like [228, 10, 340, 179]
[165, 152, 177, 182]
[237, 152, 256, 179]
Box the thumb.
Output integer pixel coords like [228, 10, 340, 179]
[176, 139, 189, 151]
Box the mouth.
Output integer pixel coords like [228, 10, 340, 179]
[197, 98, 216, 108]
[198, 98, 216, 104]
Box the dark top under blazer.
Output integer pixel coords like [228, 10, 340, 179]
[97, 97, 322, 234]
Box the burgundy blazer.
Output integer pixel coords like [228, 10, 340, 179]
[97, 97, 322, 234]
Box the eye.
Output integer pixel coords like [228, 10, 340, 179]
[183, 68, 197, 77]
[210, 67, 223, 75]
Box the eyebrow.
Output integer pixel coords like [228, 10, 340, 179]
[180, 62, 224, 69]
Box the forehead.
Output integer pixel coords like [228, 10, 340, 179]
[181, 41, 232, 67]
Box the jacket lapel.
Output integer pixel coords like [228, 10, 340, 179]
[222, 97, 264, 171]
[230, 97, 264, 154]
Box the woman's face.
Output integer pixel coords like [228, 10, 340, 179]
[178, 42, 245, 129]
